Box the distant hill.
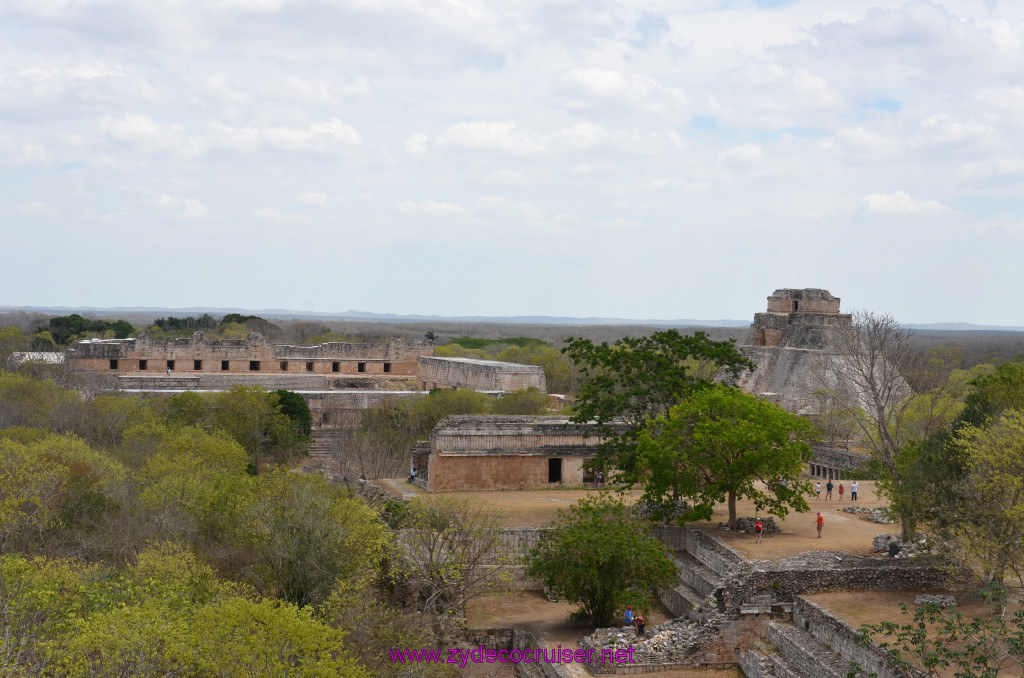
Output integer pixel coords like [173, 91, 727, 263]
[0, 305, 752, 328]
[3, 306, 1023, 332]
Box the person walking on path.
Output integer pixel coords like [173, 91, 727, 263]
[635, 614, 646, 638]
[816, 512, 824, 538]
[826, 480, 833, 500]
[754, 518, 763, 544]
[838, 482, 845, 501]
[851, 481, 859, 502]
[816, 482, 821, 499]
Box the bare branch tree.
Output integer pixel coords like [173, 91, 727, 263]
[816, 310, 915, 536]
[391, 496, 511, 641]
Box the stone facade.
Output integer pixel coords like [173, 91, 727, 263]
[751, 289, 850, 349]
[418, 356, 546, 392]
[423, 416, 605, 492]
[66, 332, 432, 382]
[808, 445, 869, 480]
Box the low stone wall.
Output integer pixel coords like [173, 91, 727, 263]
[724, 552, 950, 614]
[497, 527, 549, 591]
[792, 597, 928, 678]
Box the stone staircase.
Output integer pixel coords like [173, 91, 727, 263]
[748, 622, 859, 678]
[662, 550, 727, 621]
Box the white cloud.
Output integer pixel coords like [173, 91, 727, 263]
[404, 133, 429, 154]
[205, 118, 361, 154]
[297, 192, 328, 206]
[434, 120, 547, 155]
[253, 207, 308, 224]
[721, 143, 764, 167]
[648, 178, 712, 194]
[148, 194, 208, 220]
[397, 199, 465, 216]
[862, 191, 951, 216]
[433, 119, 612, 156]
[98, 114, 200, 156]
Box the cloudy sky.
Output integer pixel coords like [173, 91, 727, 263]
[2, 0, 1023, 324]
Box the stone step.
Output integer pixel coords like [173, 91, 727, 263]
[766, 653, 801, 678]
[765, 622, 853, 678]
[741, 649, 800, 678]
[673, 552, 723, 598]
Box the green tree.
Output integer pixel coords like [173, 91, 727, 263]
[637, 385, 814, 529]
[0, 438, 70, 553]
[860, 585, 1024, 677]
[948, 408, 1024, 585]
[527, 494, 678, 626]
[190, 597, 366, 678]
[274, 389, 313, 437]
[252, 472, 387, 607]
[563, 329, 754, 482]
[490, 387, 549, 415]
[0, 326, 31, 364]
[210, 385, 307, 469]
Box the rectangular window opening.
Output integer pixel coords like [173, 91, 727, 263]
[249, 361, 260, 371]
[139, 359, 148, 371]
[357, 362, 366, 373]
[109, 359, 118, 370]
[332, 361, 340, 373]
[306, 361, 314, 372]
[221, 360, 230, 371]
[166, 360, 175, 371]
[280, 361, 288, 371]
[194, 359, 203, 371]
[383, 362, 391, 373]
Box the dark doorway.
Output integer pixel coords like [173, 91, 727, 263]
[548, 458, 562, 483]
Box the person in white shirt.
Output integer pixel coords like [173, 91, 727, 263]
[851, 481, 859, 502]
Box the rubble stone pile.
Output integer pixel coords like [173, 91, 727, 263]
[872, 533, 931, 558]
[840, 505, 894, 523]
[578, 615, 724, 665]
[735, 516, 779, 534]
[914, 594, 956, 607]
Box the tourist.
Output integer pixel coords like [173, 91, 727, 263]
[825, 480, 833, 500]
[635, 614, 646, 638]
[838, 482, 845, 501]
[816, 512, 824, 538]
[408, 468, 417, 484]
[624, 606, 633, 627]
[851, 481, 859, 502]
[754, 517, 763, 544]
[816, 481, 821, 499]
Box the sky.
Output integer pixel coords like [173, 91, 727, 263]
[2, 0, 1023, 325]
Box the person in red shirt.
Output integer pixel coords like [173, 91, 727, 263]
[815, 512, 824, 538]
[754, 517, 763, 543]
[839, 482, 845, 501]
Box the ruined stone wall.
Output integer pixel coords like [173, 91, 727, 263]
[418, 356, 546, 392]
[723, 554, 950, 615]
[765, 289, 842, 314]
